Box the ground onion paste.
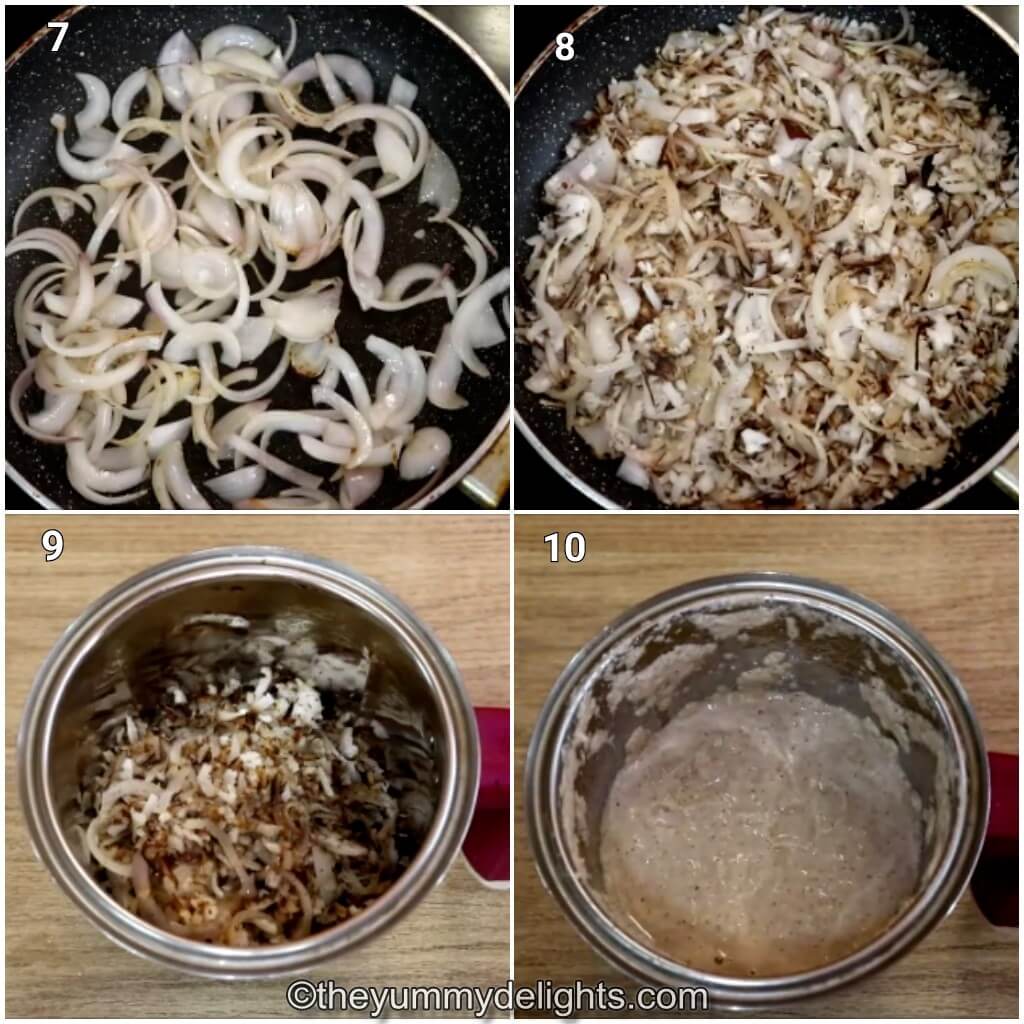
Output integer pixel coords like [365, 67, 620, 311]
[599, 686, 922, 976]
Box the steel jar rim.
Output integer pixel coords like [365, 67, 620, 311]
[525, 572, 989, 1008]
[18, 546, 481, 979]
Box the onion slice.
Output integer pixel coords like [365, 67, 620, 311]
[448, 268, 511, 377]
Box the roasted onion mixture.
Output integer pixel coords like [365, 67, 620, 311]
[9, 19, 508, 509]
[520, 8, 1018, 507]
[74, 619, 435, 945]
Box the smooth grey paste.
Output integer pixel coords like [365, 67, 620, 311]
[599, 687, 923, 976]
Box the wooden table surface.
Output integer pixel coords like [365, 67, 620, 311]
[5, 514, 509, 1019]
[514, 514, 1018, 1019]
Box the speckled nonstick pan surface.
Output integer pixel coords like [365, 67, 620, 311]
[514, 5, 1019, 510]
[7, 5, 510, 509]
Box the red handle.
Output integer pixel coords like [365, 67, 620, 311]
[462, 706, 510, 885]
[972, 751, 1017, 927]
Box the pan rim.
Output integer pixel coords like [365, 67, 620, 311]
[513, 3, 1019, 511]
[6, 4, 511, 512]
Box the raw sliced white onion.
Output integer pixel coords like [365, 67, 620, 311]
[262, 281, 340, 343]
[228, 434, 323, 489]
[73, 73, 111, 135]
[398, 426, 451, 480]
[145, 417, 191, 457]
[164, 322, 242, 367]
[448, 267, 510, 377]
[200, 24, 277, 61]
[156, 440, 210, 508]
[157, 30, 199, 114]
[8, 19, 506, 512]
[418, 142, 461, 220]
[207, 463, 266, 502]
[426, 325, 468, 410]
[387, 74, 418, 109]
[340, 466, 383, 508]
[111, 68, 149, 127]
[282, 53, 374, 104]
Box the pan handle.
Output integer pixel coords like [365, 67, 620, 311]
[971, 751, 1017, 928]
[990, 450, 1019, 504]
[458, 424, 510, 508]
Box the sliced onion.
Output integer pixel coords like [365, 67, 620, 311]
[343, 182, 385, 308]
[322, 348, 373, 421]
[610, 273, 641, 322]
[387, 73, 418, 109]
[165, 322, 241, 367]
[217, 125, 278, 203]
[7, 20, 503, 513]
[381, 262, 446, 304]
[310, 385, 373, 466]
[299, 433, 349, 463]
[67, 433, 148, 494]
[262, 282, 340, 343]
[52, 351, 147, 390]
[52, 114, 140, 183]
[240, 487, 339, 510]
[180, 247, 236, 300]
[228, 434, 323, 489]
[71, 127, 117, 159]
[150, 239, 189, 291]
[340, 466, 383, 508]
[282, 54, 374, 104]
[862, 325, 912, 364]
[200, 24, 277, 61]
[111, 68, 149, 127]
[210, 399, 271, 461]
[145, 417, 191, 456]
[442, 219, 489, 299]
[155, 440, 210, 508]
[237, 317, 276, 361]
[73, 73, 111, 135]
[398, 426, 451, 480]
[10, 361, 81, 443]
[157, 30, 199, 114]
[418, 142, 461, 219]
[395, 347, 427, 424]
[96, 293, 144, 327]
[545, 138, 619, 197]
[237, 409, 327, 450]
[6, 225, 80, 265]
[838, 82, 872, 152]
[448, 267, 510, 377]
[926, 245, 1017, 304]
[13, 187, 92, 234]
[207, 463, 266, 502]
[617, 455, 650, 489]
[195, 188, 244, 247]
[425, 326, 467, 410]
[585, 312, 619, 362]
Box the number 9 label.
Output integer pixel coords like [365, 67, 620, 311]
[42, 529, 64, 562]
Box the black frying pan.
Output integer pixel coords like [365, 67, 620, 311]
[6, 5, 510, 509]
[514, 5, 1019, 510]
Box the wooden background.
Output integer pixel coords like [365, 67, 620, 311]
[514, 514, 1018, 1018]
[5, 514, 509, 1018]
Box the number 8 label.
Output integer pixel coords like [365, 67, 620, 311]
[555, 32, 575, 62]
